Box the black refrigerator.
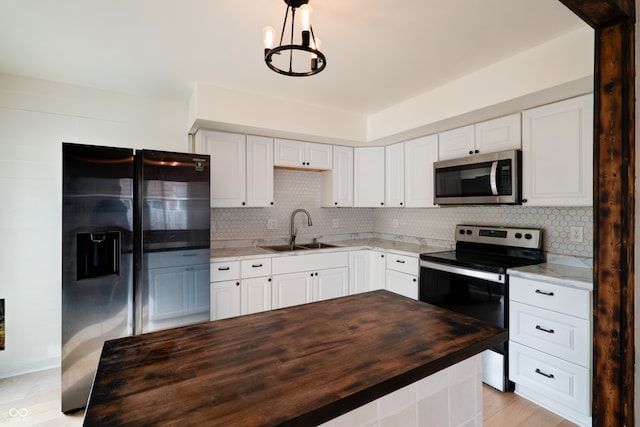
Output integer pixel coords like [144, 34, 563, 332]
[61, 143, 210, 413]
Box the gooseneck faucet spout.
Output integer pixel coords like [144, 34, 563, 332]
[290, 209, 313, 247]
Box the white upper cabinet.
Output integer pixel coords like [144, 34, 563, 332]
[385, 143, 405, 207]
[521, 94, 593, 206]
[439, 114, 521, 161]
[246, 135, 274, 207]
[438, 125, 475, 160]
[404, 134, 439, 208]
[354, 146, 385, 207]
[475, 113, 521, 153]
[321, 145, 353, 207]
[195, 130, 274, 207]
[274, 138, 332, 170]
[196, 130, 247, 207]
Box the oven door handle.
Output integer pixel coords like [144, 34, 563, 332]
[490, 161, 499, 196]
[420, 260, 505, 284]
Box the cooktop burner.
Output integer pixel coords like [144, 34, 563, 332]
[420, 225, 544, 274]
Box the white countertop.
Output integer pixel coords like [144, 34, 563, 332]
[508, 262, 593, 291]
[210, 238, 450, 262]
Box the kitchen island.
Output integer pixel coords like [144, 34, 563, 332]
[84, 290, 506, 426]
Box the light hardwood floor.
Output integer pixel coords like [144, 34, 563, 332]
[1, 368, 578, 426]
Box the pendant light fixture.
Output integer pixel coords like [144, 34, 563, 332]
[263, 0, 326, 77]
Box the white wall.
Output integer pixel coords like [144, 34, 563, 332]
[0, 74, 189, 377]
[368, 26, 594, 143]
[189, 84, 368, 145]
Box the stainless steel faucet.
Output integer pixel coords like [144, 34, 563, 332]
[290, 209, 313, 247]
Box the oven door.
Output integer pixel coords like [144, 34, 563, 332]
[419, 260, 513, 391]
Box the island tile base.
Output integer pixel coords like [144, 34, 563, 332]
[319, 354, 483, 427]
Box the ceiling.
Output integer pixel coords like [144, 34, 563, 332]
[0, 0, 587, 115]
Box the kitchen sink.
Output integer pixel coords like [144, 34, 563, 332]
[298, 242, 337, 249]
[260, 242, 338, 252]
[260, 244, 309, 252]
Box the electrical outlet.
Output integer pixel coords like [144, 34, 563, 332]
[267, 219, 277, 230]
[392, 219, 399, 228]
[332, 218, 339, 228]
[570, 226, 583, 243]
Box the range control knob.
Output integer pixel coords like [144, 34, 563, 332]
[515, 233, 523, 239]
[525, 233, 533, 240]
[466, 229, 472, 235]
[459, 229, 466, 235]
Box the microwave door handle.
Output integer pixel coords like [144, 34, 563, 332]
[490, 161, 499, 195]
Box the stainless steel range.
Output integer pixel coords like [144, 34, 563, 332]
[419, 224, 544, 391]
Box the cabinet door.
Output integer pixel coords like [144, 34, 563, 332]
[272, 271, 313, 309]
[321, 146, 353, 207]
[274, 138, 305, 168]
[196, 130, 246, 207]
[369, 250, 386, 291]
[404, 135, 438, 208]
[475, 113, 521, 153]
[241, 276, 273, 315]
[314, 267, 349, 302]
[306, 142, 333, 170]
[354, 147, 385, 207]
[349, 250, 370, 295]
[246, 135, 274, 207]
[385, 269, 418, 300]
[385, 143, 405, 207]
[438, 125, 475, 160]
[210, 280, 241, 320]
[521, 94, 593, 206]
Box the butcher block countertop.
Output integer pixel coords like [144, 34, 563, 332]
[84, 291, 506, 426]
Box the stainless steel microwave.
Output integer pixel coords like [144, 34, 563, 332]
[433, 149, 522, 205]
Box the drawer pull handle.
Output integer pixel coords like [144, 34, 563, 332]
[535, 325, 555, 334]
[218, 267, 230, 271]
[252, 264, 263, 268]
[535, 368, 555, 379]
[535, 289, 554, 296]
[396, 260, 405, 264]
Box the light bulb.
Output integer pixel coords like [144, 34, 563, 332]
[300, 5, 312, 31]
[263, 26, 275, 50]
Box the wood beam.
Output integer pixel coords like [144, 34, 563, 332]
[557, 1, 635, 426]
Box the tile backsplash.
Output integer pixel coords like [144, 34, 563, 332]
[211, 169, 593, 257]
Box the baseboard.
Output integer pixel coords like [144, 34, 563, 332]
[0, 356, 60, 379]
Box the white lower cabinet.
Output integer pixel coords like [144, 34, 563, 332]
[210, 258, 272, 320]
[210, 280, 241, 320]
[272, 267, 349, 309]
[272, 271, 314, 309]
[385, 253, 419, 300]
[349, 250, 386, 295]
[509, 276, 592, 426]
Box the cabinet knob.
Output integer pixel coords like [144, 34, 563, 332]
[268, 278, 272, 282]
[400, 202, 403, 206]
[522, 199, 528, 204]
[380, 202, 384, 206]
[235, 282, 240, 286]
[334, 202, 338, 206]
[474, 149, 479, 154]
[381, 254, 384, 258]
[468, 150, 474, 155]
[413, 278, 417, 282]
[242, 202, 246, 206]
[270, 202, 274, 205]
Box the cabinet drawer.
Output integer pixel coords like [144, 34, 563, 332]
[385, 253, 418, 275]
[510, 277, 590, 319]
[241, 258, 272, 279]
[210, 261, 240, 282]
[509, 341, 590, 416]
[510, 301, 590, 367]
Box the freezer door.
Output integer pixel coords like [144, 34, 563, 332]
[61, 143, 134, 413]
[134, 150, 210, 334]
